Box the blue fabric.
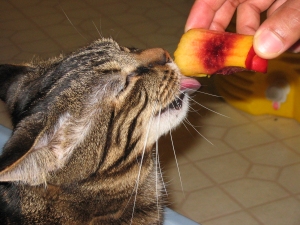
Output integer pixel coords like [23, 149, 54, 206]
[164, 208, 200, 225]
[0, 125, 12, 154]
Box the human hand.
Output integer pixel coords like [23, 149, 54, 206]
[185, 0, 300, 59]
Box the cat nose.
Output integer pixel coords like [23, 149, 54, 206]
[135, 48, 172, 66]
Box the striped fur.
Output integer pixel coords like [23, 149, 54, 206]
[0, 38, 191, 224]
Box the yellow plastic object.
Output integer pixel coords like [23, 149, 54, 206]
[214, 53, 300, 122]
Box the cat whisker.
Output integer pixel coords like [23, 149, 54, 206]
[181, 120, 194, 137]
[92, 20, 103, 39]
[187, 103, 204, 117]
[178, 89, 230, 118]
[157, 151, 168, 197]
[167, 108, 185, 196]
[155, 105, 161, 222]
[113, 29, 122, 41]
[154, 104, 168, 198]
[169, 89, 202, 117]
[130, 108, 154, 225]
[60, 7, 89, 42]
[197, 90, 223, 98]
[184, 118, 214, 145]
[184, 88, 223, 98]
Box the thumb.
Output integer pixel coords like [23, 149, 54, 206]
[253, 0, 300, 59]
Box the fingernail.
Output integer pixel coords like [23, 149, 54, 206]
[255, 29, 284, 57]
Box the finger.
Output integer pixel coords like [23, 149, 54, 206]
[209, 0, 241, 31]
[185, 0, 227, 32]
[254, 0, 300, 59]
[236, 0, 276, 35]
[267, 0, 288, 16]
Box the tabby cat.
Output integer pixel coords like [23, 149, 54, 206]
[0, 38, 200, 224]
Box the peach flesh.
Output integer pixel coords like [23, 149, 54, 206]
[174, 29, 268, 76]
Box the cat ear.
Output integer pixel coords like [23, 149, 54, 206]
[0, 114, 72, 185]
[0, 64, 34, 102]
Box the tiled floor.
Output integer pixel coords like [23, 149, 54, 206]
[1, 1, 300, 224]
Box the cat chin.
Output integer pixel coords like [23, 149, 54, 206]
[147, 94, 189, 144]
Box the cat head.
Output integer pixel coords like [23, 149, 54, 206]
[0, 38, 200, 186]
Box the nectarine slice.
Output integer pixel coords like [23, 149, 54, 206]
[174, 29, 268, 77]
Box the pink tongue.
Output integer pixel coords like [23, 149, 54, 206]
[180, 78, 201, 94]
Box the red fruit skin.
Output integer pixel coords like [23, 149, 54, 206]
[200, 32, 238, 74]
[245, 46, 268, 73]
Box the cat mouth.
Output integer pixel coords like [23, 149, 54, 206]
[160, 77, 200, 114]
[166, 92, 185, 111]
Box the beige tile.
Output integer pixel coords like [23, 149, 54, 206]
[283, 136, 300, 153]
[111, 14, 148, 26]
[0, 100, 8, 112]
[250, 198, 300, 225]
[85, 0, 122, 6]
[158, 125, 220, 163]
[259, 117, 300, 139]
[159, 150, 189, 169]
[184, 139, 234, 162]
[156, 26, 179, 36]
[11, 29, 48, 44]
[138, 33, 180, 48]
[31, 13, 65, 27]
[124, 0, 164, 9]
[224, 123, 275, 150]
[43, 24, 79, 38]
[0, 9, 25, 21]
[0, 45, 20, 63]
[195, 125, 228, 139]
[95, 2, 129, 16]
[222, 179, 289, 208]
[0, 30, 15, 39]
[20, 6, 58, 17]
[195, 153, 250, 183]
[155, 15, 186, 30]
[196, 104, 250, 128]
[239, 111, 273, 122]
[165, 1, 194, 14]
[78, 19, 118, 34]
[167, 190, 186, 214]
[204, 211, 260, 225]
[157, 133, 190, 167]
[8, 0, 41, 7]
[278, 163, 300, 194]
[101, 28, 135, 41]
[247, 165, 279, 181]
[19, 39, 60, 54]
[241, 142, 300, 166]
[182, 187, 241, 222]
[146, 7, 178, 20]
[38, 0, 58, 7]
[0, 101, 8, 113]
[0, 1, 14, 11]
[61, 8, 100, 21]
[165, 163, 213, 192]
[54, 34, 88, 51]
[124, 23, 159, 37]
[14, 51, 58, 64]
[58, 1, 88, 10]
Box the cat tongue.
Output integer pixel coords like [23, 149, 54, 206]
[180, 77, 201, 94]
